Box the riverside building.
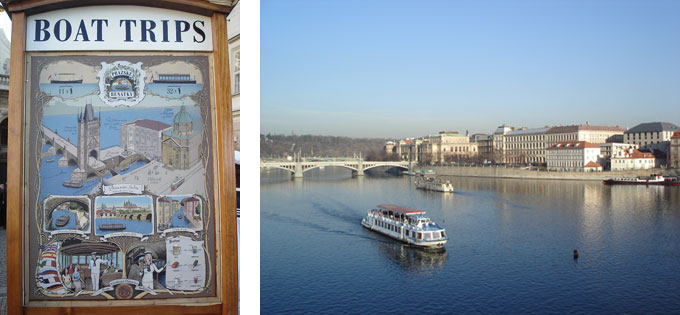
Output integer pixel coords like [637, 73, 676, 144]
[504, 127, 549, 165]
[624, 122, 679, 152]
[545, 124, 624, 147]
[611, 149, 655, 171]
[546, 141, 601, 172]
[670, 131, 680, 169]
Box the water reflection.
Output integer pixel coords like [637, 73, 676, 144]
[373, 239, 448, 272]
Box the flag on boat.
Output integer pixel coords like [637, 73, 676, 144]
[36, 242, 68, 294]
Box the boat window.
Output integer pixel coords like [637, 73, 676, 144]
[417, 232, 422, 239]
[412, 231, 416, 238]
[441, 231, 446, 238]
[432, 232, 440, 239]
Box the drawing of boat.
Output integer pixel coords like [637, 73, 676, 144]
[152, 73, 196, 84]
[178, 213, 183, 219]
[171, 176, 185, 191]
[112, 77, 132, 90]
[55, 214, 70, 227]
[62, 180, 83, 188]
[46, 157, 55, 162]
[50, 73, 83, 84]
[99, 224, 126, 231]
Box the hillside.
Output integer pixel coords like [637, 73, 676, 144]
[260, 134, 398, 160]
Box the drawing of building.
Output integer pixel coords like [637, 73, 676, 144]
[161, 106, 202, 169]
[120, 119, 171, 160]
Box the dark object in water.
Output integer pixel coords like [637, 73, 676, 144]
[99, 224, 125, 230]
[573, 249, 579, 259]
[55, 214, 70, 227]
[62, 180, 83, 188]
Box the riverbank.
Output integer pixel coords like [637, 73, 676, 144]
[418, 165, 680, 181]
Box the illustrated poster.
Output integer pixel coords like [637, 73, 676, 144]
[26, 55, 217, 301]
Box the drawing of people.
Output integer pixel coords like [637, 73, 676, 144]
[139, 251, 165, 290]
[88, 252, 108, 291]
[72, 265, 82, 292]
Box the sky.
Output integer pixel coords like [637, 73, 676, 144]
[261, 0, 680, 139]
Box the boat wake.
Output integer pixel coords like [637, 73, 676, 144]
[262, 211, 387, 243]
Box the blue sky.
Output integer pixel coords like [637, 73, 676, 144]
[261, 0, 680, 138]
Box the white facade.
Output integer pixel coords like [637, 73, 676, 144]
[546, 141, 601, 172]
[120, 119, 171, 161]
[610, 149, 655, 171]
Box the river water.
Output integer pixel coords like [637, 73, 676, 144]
[261, 168, 680, 314]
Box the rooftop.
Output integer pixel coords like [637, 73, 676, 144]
[127, 119, 171, 131]
[547, 125, 624, 133]
[506, 127, 550, 136]
[376, 204, 425, 215]
[625, 122, 680, 134]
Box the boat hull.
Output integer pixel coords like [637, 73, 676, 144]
[603, 180, 680, 186]
[362, 218, 447, 248]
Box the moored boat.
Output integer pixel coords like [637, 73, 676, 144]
[361, 204, 447, 248]
[62, 179, 83, 188]
[99, 224, 126, 231]
[603, 174, 680, 186]
[55, 214, 70, 227]
[415, 174, 454, 192]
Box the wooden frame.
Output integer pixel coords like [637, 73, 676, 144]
[5, 1, 237, 314]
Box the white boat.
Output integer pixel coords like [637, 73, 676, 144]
[361, 204, 447, 248]
[414, 175, 454, 192]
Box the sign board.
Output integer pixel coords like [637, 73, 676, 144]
[26, 6, 213, 51]
[6, 2, 236, 314]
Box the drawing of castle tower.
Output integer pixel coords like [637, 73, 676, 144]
[77, 101, 100, 171]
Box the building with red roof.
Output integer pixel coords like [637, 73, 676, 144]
[611, 148, 655, 171]
[120, 119, 172, 161]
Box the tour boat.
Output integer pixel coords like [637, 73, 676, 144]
[361, 204, 447, 248]
[603, 174, 680, 186]
[99, 224, 126, 231]
[152, 74, 196, 84]
[171, 176, 185, 191]
[414, 175, 454, 192]
[55, 214, 70, 227]
[50, 73, 83, 84]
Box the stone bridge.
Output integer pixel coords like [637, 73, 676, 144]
[42, 125, 78, 167]
[98, 211, 153, 222]
[261, 159, 410, 178]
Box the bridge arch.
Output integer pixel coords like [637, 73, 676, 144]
[263, 165, 295, 174]
[56, 148, 64, 155]
[301, 165, 358, 174]
[362, 164, 409, 172]
[68, 158, 77, 166]
[146, 213, 152, 222]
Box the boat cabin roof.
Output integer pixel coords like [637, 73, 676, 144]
[377, 204, 425, 215]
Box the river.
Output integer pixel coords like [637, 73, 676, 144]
[261, 167, 680, 314]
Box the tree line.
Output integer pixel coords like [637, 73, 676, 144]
[260, 134, 398, 161]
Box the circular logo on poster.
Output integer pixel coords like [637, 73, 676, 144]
[115, 283, 134, 299]
[98, 61, 146, 107]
